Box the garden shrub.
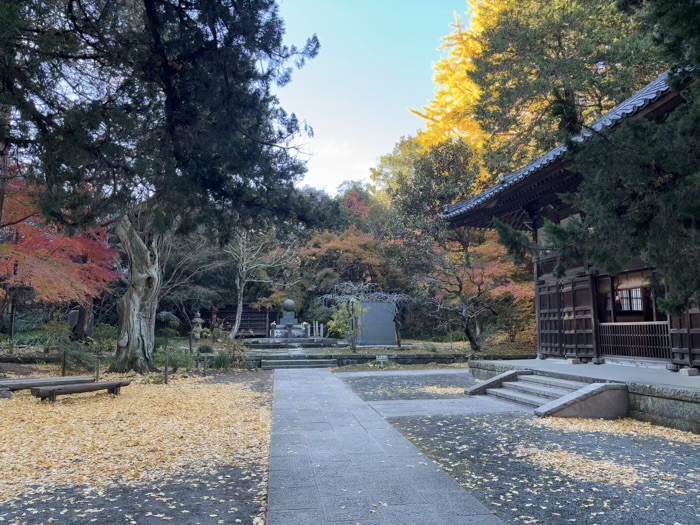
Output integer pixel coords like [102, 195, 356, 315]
[59, 340, 99, 373]
[156, 327, 180, 339]
[197, 344, 214, 354]
[155, 349, 194, 373]
[224, 339, 252, 369]
[212, 352, 230, 369]
[154, 336, 170, 351]
[156, 311, 181, 328]
[91, 323, 117, 353]
[14, 310, 51, 333]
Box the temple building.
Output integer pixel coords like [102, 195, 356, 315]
[442, 72, 699, 370]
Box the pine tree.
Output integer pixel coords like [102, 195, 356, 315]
[0, 1, 318, 372]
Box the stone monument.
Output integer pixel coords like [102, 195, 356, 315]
[271, 299, 306, 338]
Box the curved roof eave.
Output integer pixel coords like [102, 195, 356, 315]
[441, 71, 674, 222]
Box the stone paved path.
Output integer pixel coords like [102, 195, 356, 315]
[268, 368, 505, 525]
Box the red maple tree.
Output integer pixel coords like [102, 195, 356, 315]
[0, 180, 118, 318]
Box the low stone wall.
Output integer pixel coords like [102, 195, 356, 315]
[627, 383, 700, 434]
[335, 353, 468, 367]
[468, 361, 540, 382]
[246, 353, 468, 369]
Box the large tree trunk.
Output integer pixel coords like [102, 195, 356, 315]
[462, 305, 481, 353]
[464, 321, 480, 353]
[475, 314, 483, 337]
[110, 216, 161, 373]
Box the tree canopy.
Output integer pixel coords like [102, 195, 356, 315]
[413, 0, 668, 179]
[0, 0, 319, 229]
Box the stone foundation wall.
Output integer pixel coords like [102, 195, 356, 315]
[627, 384, 700, 434]
[468, 361, 700, 434]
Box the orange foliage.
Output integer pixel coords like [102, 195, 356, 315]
[430, 230, 533, 305]
[301, 227, 398, 288]
[0, 181, 118, 305]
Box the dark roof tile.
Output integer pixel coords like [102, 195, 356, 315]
[442, 71, 673, 221]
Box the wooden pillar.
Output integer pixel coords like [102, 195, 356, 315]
[590, 275, 600, 360]
[608, 276, 616, 323]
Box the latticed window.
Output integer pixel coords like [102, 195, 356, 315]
[618, 288, 643, 312]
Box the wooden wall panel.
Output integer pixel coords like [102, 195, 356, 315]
[670, 308, 700, 366]
[537, 281, 563, 357]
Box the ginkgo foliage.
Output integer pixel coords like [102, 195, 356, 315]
[0, 180, 117, 314]
[414, 0, 667, 178]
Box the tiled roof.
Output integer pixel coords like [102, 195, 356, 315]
[442, 71, 674, 221]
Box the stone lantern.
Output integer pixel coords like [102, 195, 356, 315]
[192, 311, 204, 340]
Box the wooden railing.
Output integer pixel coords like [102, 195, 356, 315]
[598, 322, 671, 360]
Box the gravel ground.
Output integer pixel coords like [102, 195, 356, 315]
[392, 412, 700, 525]
[0, 466, 264, 525]
[339, 370, 477, 401]
[340, 370, 700, 525]
[0, 370, 273, 525]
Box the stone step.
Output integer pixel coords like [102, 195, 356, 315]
[261, 359, 338, 370]
[517, 374, 588, 391]
[501, 380, 572, 400]
[485, 386, 549, 407]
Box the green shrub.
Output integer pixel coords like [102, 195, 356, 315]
[212, 352, 230, 369]
[11, 319, 72, 348]
[155, 349, 194, 373]
[156, 327, 180, 339]
[306, 303, 335, 324]
[197, 344, 214, 354]
[157, 311, 181, 328]
[14, 310, 51, 333]
[91, 323, 117, 353]
[201, 327, 212, 339]
[59, 340, 99, 373]
[154, 336, 170, 351]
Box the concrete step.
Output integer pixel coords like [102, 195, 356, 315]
[261, 359, 338, 370]
[517, 375, 588, 392]
[485, 386, 548, 407]
[501, 380, 572, 400]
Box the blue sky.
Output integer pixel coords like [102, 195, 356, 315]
[275, 0, 471, 193]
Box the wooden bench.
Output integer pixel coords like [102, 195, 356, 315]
[0, 376, 94, 392]
[31, 381, 131, 402]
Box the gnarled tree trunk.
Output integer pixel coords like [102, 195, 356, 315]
[110, 215, 161, 373]
[462, 305, 481, 353]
